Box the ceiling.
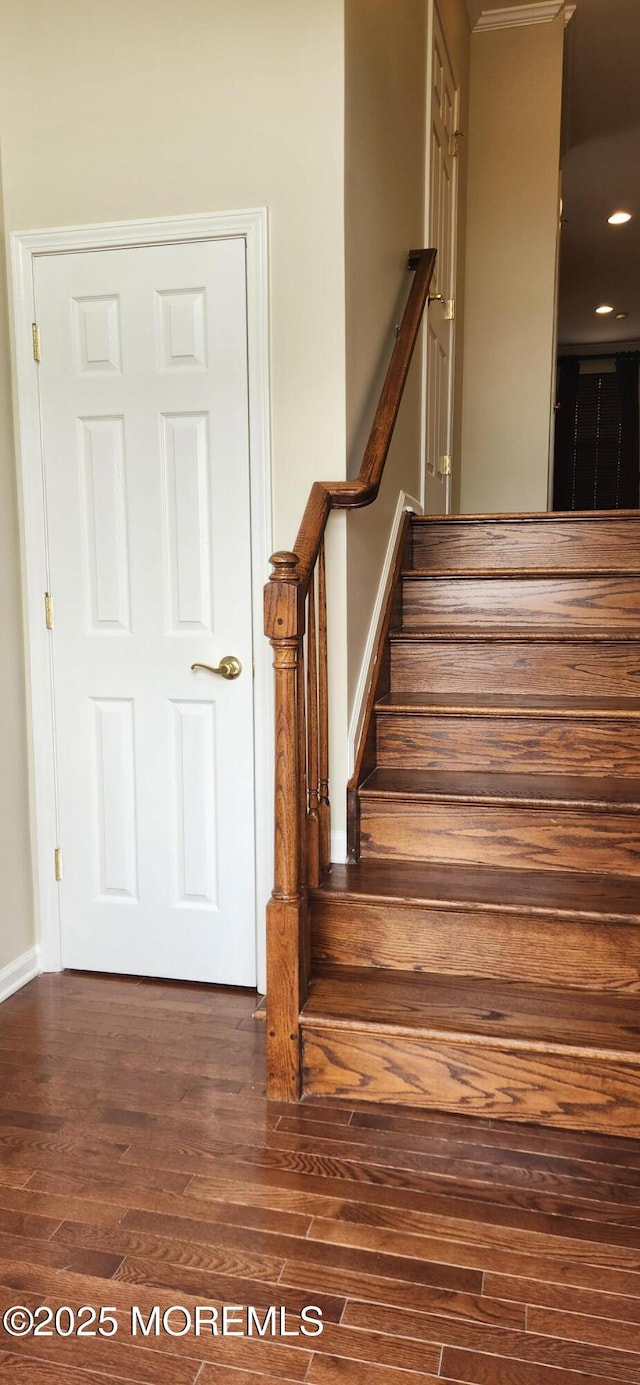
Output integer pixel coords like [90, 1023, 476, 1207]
[558, 0, 640, 347]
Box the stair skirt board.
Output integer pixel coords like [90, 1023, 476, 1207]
[301, 512, 640, 1134]
[348, 490, 422, 778]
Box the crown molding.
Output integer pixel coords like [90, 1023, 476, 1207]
[467, 1, 575, 31]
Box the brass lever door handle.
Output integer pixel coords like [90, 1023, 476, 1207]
[191, 656, 242, 681]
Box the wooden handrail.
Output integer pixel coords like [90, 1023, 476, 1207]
[285, 248, 436, 593]
[263, 247, 436, 1101]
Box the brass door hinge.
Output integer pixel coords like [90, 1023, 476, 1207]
[54, 848, 63, 882]
[429, 294, 455, 319]
[32, 323, 41, 363]
[452, 129, 463, 158]
[44, 592, 54, 630]
[438, 455, 453, 477]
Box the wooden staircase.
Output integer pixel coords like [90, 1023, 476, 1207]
[300, 511, 640, 1137]
[263, 251, 640, 1139]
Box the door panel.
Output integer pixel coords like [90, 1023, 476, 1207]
[34, 237, 257, 985]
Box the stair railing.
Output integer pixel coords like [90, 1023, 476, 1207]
[264, 247, 437, 1100]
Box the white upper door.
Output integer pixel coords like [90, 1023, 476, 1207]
[34, 237, 257, 985]
[425, 9, 460, 513]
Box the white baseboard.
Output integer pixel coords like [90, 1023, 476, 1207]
[330, 829, 348, 865]
[0, 945, 41, 1004]
[348, 490, 422, 776]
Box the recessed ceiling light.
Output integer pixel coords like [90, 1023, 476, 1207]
[616, 311, 629, 320]
[595, 304, 614, 315]
[608, 211, 632, 225]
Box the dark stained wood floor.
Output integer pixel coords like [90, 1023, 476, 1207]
[1, 973, 640, 1383]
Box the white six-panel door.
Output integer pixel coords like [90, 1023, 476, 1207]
[33, 237, 257, 984]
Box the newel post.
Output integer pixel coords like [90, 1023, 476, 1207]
[264, 551, 308, 1101]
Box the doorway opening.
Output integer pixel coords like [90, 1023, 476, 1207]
[552, 0, 640, 510]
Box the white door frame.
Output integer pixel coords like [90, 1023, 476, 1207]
[10, 209, 273, 991]
[421, 0, 461, 513]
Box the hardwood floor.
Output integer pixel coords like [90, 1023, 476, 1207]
[1, 973, 640, 1382]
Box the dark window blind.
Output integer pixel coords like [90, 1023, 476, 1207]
[572, 372, 623, 509]
[553, 363, 640, 511]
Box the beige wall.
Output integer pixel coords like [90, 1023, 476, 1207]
[344, 0, 427, 710]
[0, 150, 34, 973]
[459, 15, 564, 513]
[0, 0, 347, 548]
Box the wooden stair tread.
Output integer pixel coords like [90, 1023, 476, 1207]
[313, 860, 640, 923]
[301, 966, 640, 1059]
[360, 766, 640, 809]
[390, 626, 640, 643]
[376, 691, 640, 717]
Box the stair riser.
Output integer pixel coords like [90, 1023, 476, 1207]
[411, 517, 640, 571]
[376, 713, 640, 775]
[403, 575, 640, 629]
[311, 899, 640, 991]
[302, 1028, 640, 1137]
[390, 641, 640, 698]
[359, 800, 640, 875]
